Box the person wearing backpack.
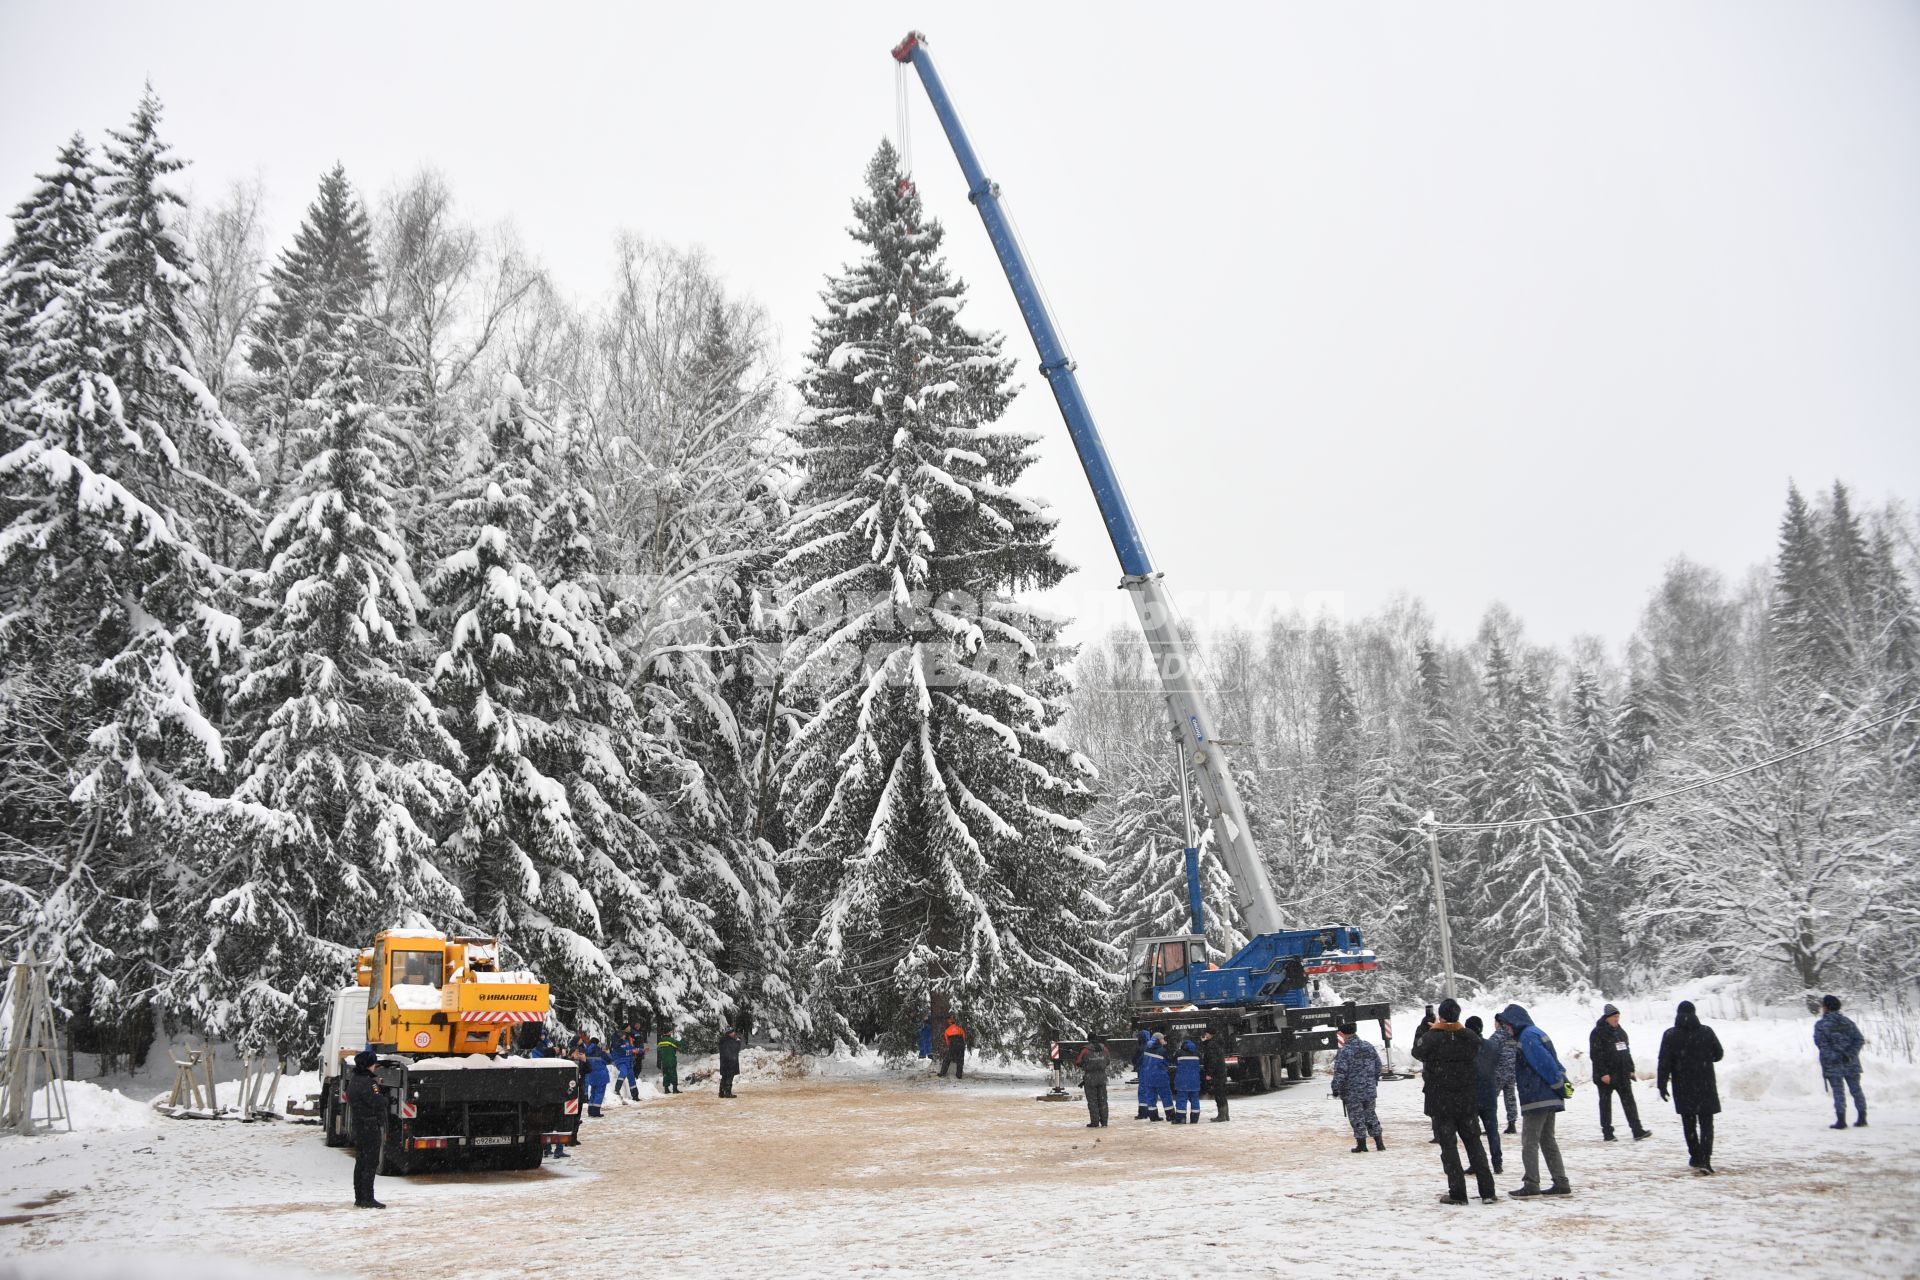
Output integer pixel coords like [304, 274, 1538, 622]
[1497, 1003, 1574, 1199]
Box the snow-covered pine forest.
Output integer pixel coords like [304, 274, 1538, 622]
[2, 94, 1917, 1075]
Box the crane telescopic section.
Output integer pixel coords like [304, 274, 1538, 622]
[891, 29, 1283, 939]
[894, 33, 1387, 1089]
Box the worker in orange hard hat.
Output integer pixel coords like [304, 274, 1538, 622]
[938, 1017, 968, 1079]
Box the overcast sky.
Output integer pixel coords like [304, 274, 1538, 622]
[4, 1, 1916, 657]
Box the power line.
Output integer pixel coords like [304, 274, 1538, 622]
[1420, 697, 1920, 835]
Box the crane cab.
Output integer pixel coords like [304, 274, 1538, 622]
[1129, 934, 1210, 1007]
[360, 929, 548, 1057]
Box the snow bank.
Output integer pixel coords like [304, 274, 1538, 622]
[24, 1079, 161, 1133]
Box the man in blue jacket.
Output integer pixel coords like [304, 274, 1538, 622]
[580, 1037, 612, 1117]
[610, 1029, 638, 1103]
[1496, 1004, 1573, 1198]
[1172, 1039, 1203, 1125]
[1136, 1032, 1173, 1121]
[917, 1018, 935, 1060]
[1813, 994, 1867, 1129]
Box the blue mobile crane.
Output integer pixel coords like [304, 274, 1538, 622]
[892, 31, 1392, 1087]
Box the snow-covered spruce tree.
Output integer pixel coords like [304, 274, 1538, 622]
[185, 335, 462, 1058]
[245, 164, 377, 493]
[1460, 641, 1590, 988]
[1567, 667, 1632, 992]
[97, 88, 256, 567]
[0, 136, 101, 407]
[0, 135, 257, 1051]
[1095, 743, 1247, 962]
[430, 378, 720, 1031]
[778, 142, 1113, 1051]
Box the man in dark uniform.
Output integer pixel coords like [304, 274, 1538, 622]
[1075, 1039, 1111, 1127]
[1199, 1027, 1230, 1123]
[346, 1049, 387, 1209]
[718, 1027, 742, 1098]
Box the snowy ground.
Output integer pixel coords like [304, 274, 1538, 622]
[1, 989, 1915, 1279]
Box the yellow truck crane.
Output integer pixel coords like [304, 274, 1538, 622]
[318, 929, 582, 1172]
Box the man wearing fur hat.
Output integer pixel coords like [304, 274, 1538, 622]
[1588, 1003, 1651, 1142]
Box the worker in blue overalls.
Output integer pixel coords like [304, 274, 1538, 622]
[581, 1037, 612, 1117]
[1136, 1031, 1173, 1121]
[1173, 1038, 1204, 1124]
[917, 1018, 935, 1060]
[611, 1027, 640, 1103]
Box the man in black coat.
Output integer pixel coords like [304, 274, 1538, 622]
[1411, 998, 1497, 1205]
[718, 1028, 742, 1098]
[1199, 1028, 1230, 1123]
[1589, 1003, 1651, 1141]
[1657, 1000, 1724, 1174]
[346, 1049, 387, 1209]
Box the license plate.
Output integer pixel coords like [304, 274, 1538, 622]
[472, 1135, 514, 1147]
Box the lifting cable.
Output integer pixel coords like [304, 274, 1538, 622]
[1421, 696, 1920, 834]
[894, 61, 913, 177]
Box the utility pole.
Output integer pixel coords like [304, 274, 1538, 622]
[1419, 814, 1459, 1001]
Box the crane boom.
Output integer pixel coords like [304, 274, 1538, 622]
[892, 31, 1284, 938]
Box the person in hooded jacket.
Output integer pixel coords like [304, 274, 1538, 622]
[1497, 1003, 1573, 1198]
[346, 1049, 387, 1209]
[1330, 1022, 1384, 1153]
[1588, 1003, 1651, 1141]
[1136, 1031, 1173, 1121]
[1199, 1028, 1230, 1123]
[1172, 1039, 1204, 1124]
[1465, 1015, 1502, 1175]
[1656, 1000, 1724, 1174]
[1076, 1039, 1111, 1127]
[1813, 994, 1866, 1129]
[1412, 998, 1496, 1204]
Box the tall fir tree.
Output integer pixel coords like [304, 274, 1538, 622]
[1461, 642, 1590, 987]
[0, 136, 100, 407]
[0, 127, 252, 1046]
[192, 333, 461, 1056]
[246, 164, 377, 492]
[1567, 668, 1631, 990]
[97, 88, 255, 558]
[778, 142, 1113, 1050]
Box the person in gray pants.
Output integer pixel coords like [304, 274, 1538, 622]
[1077, 1040, 1111, 1127]
[1498, 1003, 1574, 1198]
